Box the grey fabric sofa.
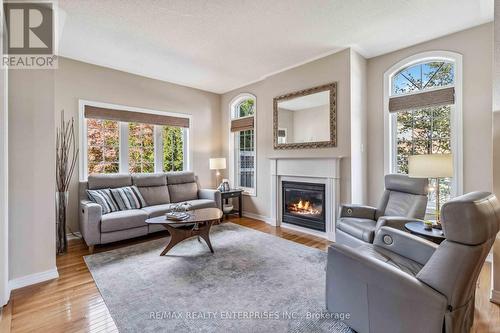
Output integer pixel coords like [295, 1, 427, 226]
[326, 191, 500, 333]
[336, 174, 428, 247]
[79, 172, 221, 251]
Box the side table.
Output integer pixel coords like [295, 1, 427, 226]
[405, 221, 446, 244]
[221, 189, 244, 219]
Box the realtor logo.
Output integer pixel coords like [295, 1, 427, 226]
[2, 1, 57, 68]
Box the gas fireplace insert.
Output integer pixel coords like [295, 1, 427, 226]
[282, 181, 325, 231]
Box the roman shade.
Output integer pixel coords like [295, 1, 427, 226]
[389, 87, 455, 113]
[84, 105, 190, 128]
[230, 116, 254, 132]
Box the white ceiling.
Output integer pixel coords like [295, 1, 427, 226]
[279, 91, 329, 111]
[57, 0, 493, 94]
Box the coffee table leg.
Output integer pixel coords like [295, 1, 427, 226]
[198, 221, 214, 253]
[160, 225, 186, 256]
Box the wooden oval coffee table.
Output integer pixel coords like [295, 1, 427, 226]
[146, 208, 223, 256]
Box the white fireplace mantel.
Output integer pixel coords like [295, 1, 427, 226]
[269, 157, 342, 241]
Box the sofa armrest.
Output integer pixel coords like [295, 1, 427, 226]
[373, 226, 438, 265]
[326, 243, 447, 333]
[79, 200, 102, 246]
[339, 204, 377, 220]
[376, 216, 423, 232]
[198, 189, 222, 209]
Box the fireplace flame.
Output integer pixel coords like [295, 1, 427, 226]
[289, 200, 320, 215]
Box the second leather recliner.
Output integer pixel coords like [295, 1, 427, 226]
[336, 174, 429, 247]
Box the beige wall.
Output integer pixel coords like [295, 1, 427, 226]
[9, 69, 56, 280]
[491, 2, 500, 305]
[55, 57, 222, 233]
[292, 106, 330, 143]
[366, 23, 493, 205]
[221, 48, 353, 219]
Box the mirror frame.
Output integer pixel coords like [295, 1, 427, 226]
[273, 82, 337, 150]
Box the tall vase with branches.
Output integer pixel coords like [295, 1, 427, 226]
[56, 110, 78, 254]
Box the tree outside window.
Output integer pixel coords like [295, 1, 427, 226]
[129, 122, 154, 173]
[87, 119, 119, 174]
[391, 60, 454, 211]
[163, 126, 184, 172]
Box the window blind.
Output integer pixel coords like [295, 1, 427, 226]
[231, 116, 254, 132]
[388, 87, 455, 113]
[84, 105, 190, 128]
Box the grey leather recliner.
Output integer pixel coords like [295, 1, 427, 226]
[336, 174, 428, 247]
[326, 191, 500, 333]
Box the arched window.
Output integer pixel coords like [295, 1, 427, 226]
[229, 94, 256, 195]
[384, 51, 463, 214]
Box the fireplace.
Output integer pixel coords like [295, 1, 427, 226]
[282, 181, 326, 231]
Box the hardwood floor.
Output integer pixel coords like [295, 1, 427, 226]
[1, 217, 499, 332]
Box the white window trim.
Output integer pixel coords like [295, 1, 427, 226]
[383, 51, 463, 197]
[228, 93, 257, 196]
[79, 99, 193, 181]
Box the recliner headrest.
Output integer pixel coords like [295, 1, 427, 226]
[441, 192, 500, 245]
[384, 174, 428, 195]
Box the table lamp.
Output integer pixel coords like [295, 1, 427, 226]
[408, 154, 453, 224]
[209, 157, 226, 188]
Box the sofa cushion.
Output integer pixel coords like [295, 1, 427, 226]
[86, 189, 119, 214]
[88, 174, 132, 190]
[337, 217, 377, 243]
[132, 173, 167, 187]
[142, 204, 175, 218]
[166, 171, 196, 184]
[110, 186, 147, 210]
[101, 209, 148, 232]
[185, 199, 217, 210]
[138, 185, 170, 206]
[168, 183, 198, 203]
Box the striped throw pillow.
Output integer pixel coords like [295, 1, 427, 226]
[110, 186, 146, 210]
[86, 189, 119, 214]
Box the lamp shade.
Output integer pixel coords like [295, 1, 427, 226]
[209, 158, 226, 170]
[408, 154, 453, 178]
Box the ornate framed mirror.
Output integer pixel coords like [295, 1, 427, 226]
[273, 82, 337, 149]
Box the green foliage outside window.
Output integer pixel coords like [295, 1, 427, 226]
[163, 126, 184, 172]
[129, 123, 154, 173]
[238, 99, 255, 117]
[87, 119, 119, 174]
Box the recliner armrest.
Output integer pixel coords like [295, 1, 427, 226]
[79, 200, 102, 246]
[198, 189, 222, 209]
[339, 204, 377, 220]
[376, 216, 423, 232]
[373, 226, 438, 265]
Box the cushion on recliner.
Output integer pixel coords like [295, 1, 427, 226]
[168, 183, 198, 203]
[166, 171, 196, 184]
[137, 186, 170, 206]
[384, 191, 417, 217]
[357, 244, 424, 276]
[337, 217, 377, 243]
[185, 199, 217, 210]
[142, 204, 175, 218]
[88, 174, 132, 190]
[101, 209, 148, 232]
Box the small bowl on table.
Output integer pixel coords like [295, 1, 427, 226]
[423, 220, 434, 231]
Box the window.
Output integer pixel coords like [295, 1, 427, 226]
[128, 122, 154, 173]
[81, 102, 190, 179]
[162, 126, 184, 172]
[385, 52, 462, 214]
[230, 94, 256, 195]
[87, 119, 119, 174]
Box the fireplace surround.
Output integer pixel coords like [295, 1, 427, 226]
[269, 157, 341, 241]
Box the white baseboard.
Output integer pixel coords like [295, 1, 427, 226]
[8, 268, 59, 291]
[67, 231, 82, 240]
[490, 289, 500, 304]
[241, 211, 274, 224]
